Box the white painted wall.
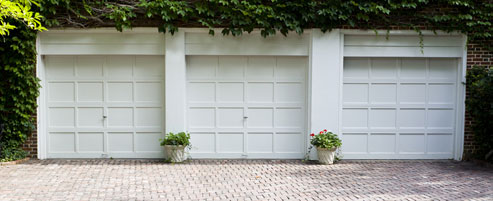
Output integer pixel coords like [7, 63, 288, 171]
[165, 32, 187, 133]
[309, 29, 342, 159]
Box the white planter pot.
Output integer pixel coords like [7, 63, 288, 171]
[164, 145, 186, 162]
[316, 147, 337, 164]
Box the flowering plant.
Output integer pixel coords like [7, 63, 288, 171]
[310, 129, 342, 149]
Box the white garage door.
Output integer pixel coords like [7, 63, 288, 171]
[187, 56, 307, 159]
[342, 58, 459, 159]
[45, 55, 165, 158]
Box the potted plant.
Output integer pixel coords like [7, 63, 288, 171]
[310, 129, 342, 164]
[159, 132, 191, 163]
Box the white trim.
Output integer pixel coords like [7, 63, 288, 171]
[340, 29, 462, 36]
[38, 28, 165, 55]
[454, 35, 468, 160]
[41, 27, 161, 34]
[184, 32, 310, 56]
[36, 37, 47, 159]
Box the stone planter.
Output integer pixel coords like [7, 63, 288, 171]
[164, 145, 186, 162]
[316, 147, 337, 164]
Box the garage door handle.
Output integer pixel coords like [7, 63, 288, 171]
[243, 116, 248, 119]
[103, 116, 107, 119]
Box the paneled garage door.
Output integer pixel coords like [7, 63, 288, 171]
[342, 58, 459, 159]
[186, 56, 307, 158]
[45, 55, 165, 158]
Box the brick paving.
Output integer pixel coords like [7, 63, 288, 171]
[0, 160, 492, 201]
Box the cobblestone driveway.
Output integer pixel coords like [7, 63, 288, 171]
[1, 160, 492, 201]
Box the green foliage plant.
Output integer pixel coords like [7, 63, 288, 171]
[159, 132, 191, 147]
[0, 21, 39, 162]
[465, 66, 493, 161]
[310, 129, 342, 150]
[0, 0, 46, 35]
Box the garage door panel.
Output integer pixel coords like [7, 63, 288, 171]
[46, 55, 165, 158]
[189, 133, 215, 153]
[218, 56, 246, 79]
[344, 58, 369, 78]
[401, 59, 426, 78]
[77, 82, 103, 102]
[78, 132, 104, 152]
[247, 57, 275, 79]
[343, 84, 368, 104]
[187, 56, 217, 79]
[135, 133, 162, 152]
[248, 133, 273, 153]
[78, 107, 104, 127]
[247, 108, 273, 128]
[217, 133, 243, 153]
[371, 58, 397, 78]
[341, 133, 368, 153]
[135, 56, 164, 77]
[217, 82, 244, 102]
[368, 133, 396, 153]
[189, 108, 215, 128]
[369, 109, 396, 129]
[398, 84, 426, 104]
[217, 108, 244, 128]
[49, 82, 75, 102]
[275, 82, 304, 103]
[342, 109, 368, 129]
[247, 83, 273, 102]
[107, 107, 133, 127]
[342, 57, 458, 159]
[135, 107, 162, 128]
[49, 132, 75, 153]
[46, 56, 75, 78]
[427, 109, 454, 128]
[427, 134, 453, 153]
[399, 134, 425, 153]
[107, 56, 133, 78]
[275, 108, 303, 128]
[187, 56, 307, 158]
[107, 82, 133, 102]
[135, 82, 163, 102]
[76, 56, 104, 77]
[187, 82, 215, 102]
[370, 84, 396, 104]
[49, 107, 75, 127]
[397, 109, 426, 128]
[429, 59, 457, 79]
[275, 133, 302, 153]
[428, 84, 455, 104]
[276, 57, 306, 79]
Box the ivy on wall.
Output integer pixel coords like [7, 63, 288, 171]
[38, 0, 492, 42]
[465, 66, 493, 161]
[0, 21, 39, 161]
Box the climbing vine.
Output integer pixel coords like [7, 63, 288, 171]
[0, 0, 492, 161]
[37, 0, 492, 42]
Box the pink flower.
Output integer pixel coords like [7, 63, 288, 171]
[319, 131, 323, 134]
[324, 129, 327, 132]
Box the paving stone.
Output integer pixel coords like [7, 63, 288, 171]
[0, 160, 492, 201]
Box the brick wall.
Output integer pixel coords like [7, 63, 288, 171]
[23, 130, 37, 158]
[464, 39, 493, 158]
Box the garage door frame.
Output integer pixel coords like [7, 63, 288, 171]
[339, 30, 467, 160]
[36, 28, 166, 159]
